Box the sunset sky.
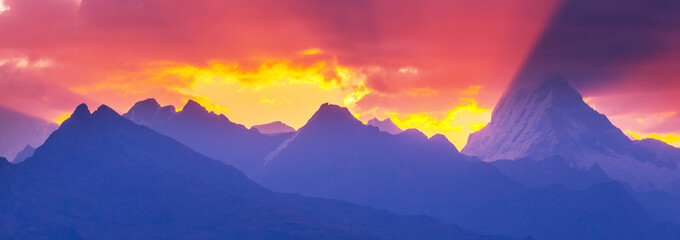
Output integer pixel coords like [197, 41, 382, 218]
[1, 0, 679, 148]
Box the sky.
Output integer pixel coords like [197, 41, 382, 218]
[0, 0, 679, 148]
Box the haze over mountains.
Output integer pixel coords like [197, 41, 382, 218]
[0, 103, 509, 240]
[11, 144, 35, 164]
[0, 106, 57, 161]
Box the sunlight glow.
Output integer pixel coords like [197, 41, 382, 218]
[299, 48, 323, 55]
[387, 98, 492, 148]
[627, 131, 680, 147]
[0, 0, 9, 13]
[83, 59, 367, 128]
[53, 113, 72, 124]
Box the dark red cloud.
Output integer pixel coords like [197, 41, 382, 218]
[0, 0, 558, 115]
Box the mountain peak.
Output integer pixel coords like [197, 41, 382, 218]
[317, 103, 350, 115]
[131, 98, 161, 112]
[537, 76, 571, 90]
[302, 103, 362, 130]
[73, 103, 91, 118]
[367, 117, 403, 134]
[536, 76, 583, 102]
[61, 103, 92, 127]
[463, 76, 628, 163]
[93, 105, 120, 118]
[12, 144, 36, 164]
[182, 99, 207, 113]
[251, 121, 296, 135]
[0, 156, 10, 169]
[123, 98, 164, 124]
[396, 128, 428, 143]
[428, 134, 459, 152]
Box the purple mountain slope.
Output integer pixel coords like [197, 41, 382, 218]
[0, 106, 57, 159]
[123, 98, 291, 177]
[463, 78, 680, 194]
[0, 103, 510, 240]
[633, 139, 680, 169]
[251, 121, 296, 135]
[491, 156, 611, 190]
[367, 117, 403, 134]
[259, 103, 676, 240]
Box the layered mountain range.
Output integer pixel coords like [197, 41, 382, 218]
[123, 98, 291, 177]
[0, 104, 507, 240]
[118, 98, 678, 239]
[1, 76, 679, 239]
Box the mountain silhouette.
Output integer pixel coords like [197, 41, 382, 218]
[259, 103, 676, 240]
[0, 106, 57, 159]
[251, 121, 296, 135]
[463, 77, 680, 194]
[0, 103, 513, 240]
[0, 156, 10, 170]
[123, 98, 291, 177]
[368, 117, 403, 134]
[12, 144, 35, 164]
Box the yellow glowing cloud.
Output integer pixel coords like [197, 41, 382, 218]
[627, 131, 680, 147]
[299, 48, 323, 55]
[164, 60, 353, 90]
[386, 98, 492, 148]
[91, 58, 367, 128]
[343, 81, 371, 106]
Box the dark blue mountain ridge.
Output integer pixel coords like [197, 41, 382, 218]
[121, 98, 680, 239]
[0, 156, 10, 170]
[260, 102, 678, 240]
[0, 105, 57, 160]
[0, 103, 512, 240]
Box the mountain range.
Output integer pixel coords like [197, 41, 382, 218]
[0, 103, 510, 240]
[122, 99, 679, 240]
[123, 98, 291, 177]
[1, 76, 679, 239]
